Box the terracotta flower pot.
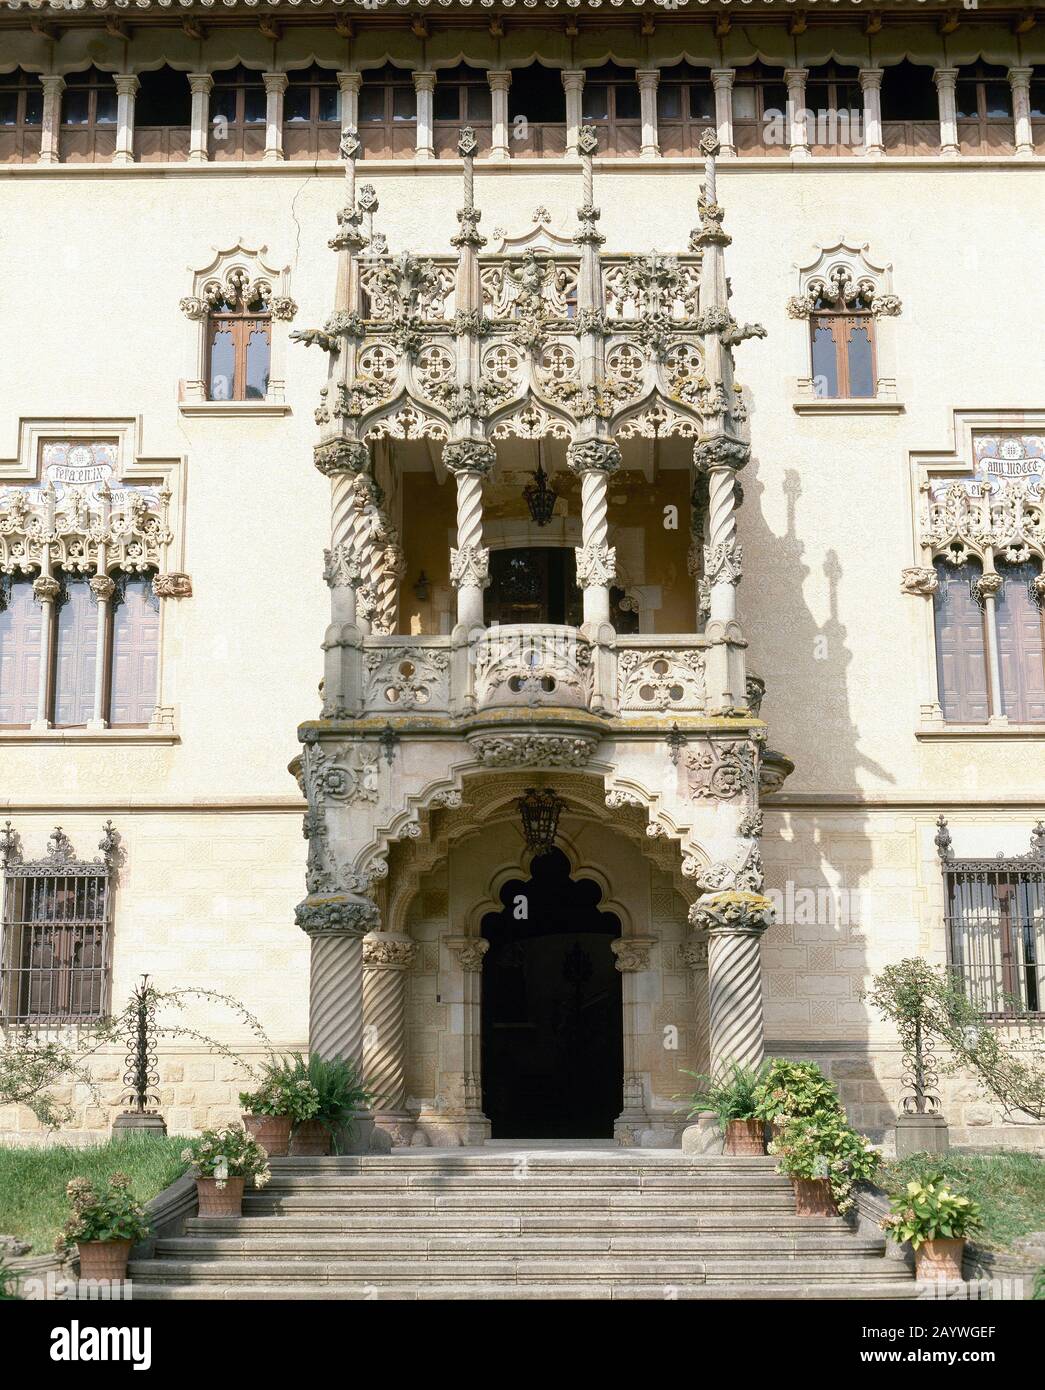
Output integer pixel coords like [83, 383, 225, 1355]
[196, 1176, 245, 1219]
[793, 1177, 838, 1217]
[724, 1118, 765, 1156]
[242, 1112, 291, 1157]
[77, 1239, 132, 1283]
[915, 1237, 966, 1281]
[289, 1119, 332, 1157]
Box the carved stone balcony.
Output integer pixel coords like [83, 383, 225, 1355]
[356, 626, 717, 723]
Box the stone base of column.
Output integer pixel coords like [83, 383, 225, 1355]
[415, 1105, 491, 1147]
[614, 1075, 649, 1146]
[372, 1111, 418, 1148]
[336, 1110, 375, 1155]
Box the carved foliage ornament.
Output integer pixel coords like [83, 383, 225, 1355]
[470, 733, 599, 769]
[617, 648, 707, 713]
[688, 890, 775, 936]
[0, 483, 172, 580]
[684, 740, 759, 803]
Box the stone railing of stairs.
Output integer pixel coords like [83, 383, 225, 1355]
[123, 1151, 923, 1302]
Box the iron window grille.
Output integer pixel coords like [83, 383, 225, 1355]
[0, 821, 118, 1025]
[936, 815, 1045, 1017]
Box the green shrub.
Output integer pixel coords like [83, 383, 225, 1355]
[682, 1062, 768, 1128]
[881, 1174, 983, 1250]
[239, 1056, 320, 1123]
[752, 1059, 843, 1125]
[287, 1053, 370, 1152]
[55, 1173, 150, 1255]
[181, 1124, 271, 1187]
[769, 1111, 879, 1213]
[0, 1259, 20, 1301]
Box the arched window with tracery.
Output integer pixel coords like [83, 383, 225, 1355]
[809, 279, 876, 400]
[205, 272, 272, 402]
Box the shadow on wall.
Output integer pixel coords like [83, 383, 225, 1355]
[741, 441, 900, 1138]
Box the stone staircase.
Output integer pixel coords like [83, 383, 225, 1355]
[128, 1149, 920, 1300]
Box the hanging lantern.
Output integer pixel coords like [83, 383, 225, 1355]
[523, 463, 558, 527]
[517, 786, 566, 857]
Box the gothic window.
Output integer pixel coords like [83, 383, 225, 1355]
[134, 65, 192, 162]
[60, 67, 117, 163]
[0, 577, 41, 726]
[508, 65, 567, 157]
[879, 61, 938, 155]
[284, 64, 341, 161]
[932, 558, 990, 724]
[0, 825, 117, 1024]
[804, 64, 863, 155]
[53, 574, 97, 728]
[732, 64, 789, 156]
[358, 64, 417, 160]
[809, 291, 876, 399]
[955, 64, 1015, 155]
[109, 575, 161, 727]
[995, 560, 1045, 723]
[209, 65, 267, 161]
[0, 69, 43, 164]
[0, 569, 160, 729]
[581, 64, 642, 156]
[207, 284, 272, 402]
[433, 64, 491, 158]
[656, 63, 715, 156]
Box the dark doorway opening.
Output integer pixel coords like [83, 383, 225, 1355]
[481, 847, 623, 1138]
[485, 547, 582, 626]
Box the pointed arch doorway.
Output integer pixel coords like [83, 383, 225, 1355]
[480, 847, 623, 1139]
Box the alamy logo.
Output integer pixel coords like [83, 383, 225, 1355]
[50, 1321, 152, 1372]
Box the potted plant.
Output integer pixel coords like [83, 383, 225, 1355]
[55, 1173, 149, 1283]
[882, 1175, 982, 1280]
[239, 1057, 320, 1157]
[770, 1111, 879, 1216]
[683, 1062, 768, 1155]
[286, 1052, 371, 1156]
[182, 1123, 271, 1218]
[752, 1058, 843, 1138]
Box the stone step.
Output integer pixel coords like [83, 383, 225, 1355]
[266, 1155, 779, 1173]
[244, 1192, 798, 1213]
[158, 1231, 886, 1257]
[128, 1254, 896, 1284]
[189, 1211, 843, 1234]
[128, 1278, 921, 1301]
[257, 1174, 792, 1193]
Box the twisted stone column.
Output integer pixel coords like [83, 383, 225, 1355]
[362, 932, 417, 1140]
[611, 936, 655, 1144]
[445, 441, 495, 629]
[690, 891, 774, 1076]
[296, 895, 380, 1070]
[681, 933, 711, 1077]
[694, 435, 748, 707]
[568, 439, 620, 627]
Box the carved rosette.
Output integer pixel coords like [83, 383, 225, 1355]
[447, 937, 490, 972]
[611, 937, 655, 973]
[900, 566, 939, 597]
[689, 890, 774, 1075]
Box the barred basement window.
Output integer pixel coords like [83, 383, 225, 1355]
[937, 816, 1045, 1017]
[0, 822, 118, 1024]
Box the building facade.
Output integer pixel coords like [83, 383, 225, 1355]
[0, 0, 1043, 1149]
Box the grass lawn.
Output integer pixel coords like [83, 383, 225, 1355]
[880, 1150, 1045, 1252]
[0, 1136, 187, 1254]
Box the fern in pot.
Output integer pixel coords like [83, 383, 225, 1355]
[239, 1056, 320, 1157]
[286, 1053, 372, 1156]
[683, 1062, 768, 1155]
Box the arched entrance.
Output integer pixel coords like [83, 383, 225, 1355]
[480, 847, 623, 1139]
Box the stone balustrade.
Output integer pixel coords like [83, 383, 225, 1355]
[355, 626, 719, 721]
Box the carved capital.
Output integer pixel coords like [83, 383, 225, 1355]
[703, 540, 742, 587]
[688, 890, 774, 937]
[315, 439, 370, 476]
[89, 575, 116, 602]
[32, 575, 60, 604]
[900, 565, 939, 597]
[693, 435, 750, 474]
[567, 440, 621, 476]
[974, 572, 1004, 602]
[323, 544, 363, 590]
[450, 544, 490, 589]
[295, 894, 380, 939]
[446, 936, 490, 972]
[153, 572, 193, 599]
[363, 931, 418, 970]
[442, 440, 496, 478]
[611, 937, 655, 973]
[574, 542, 616, 589]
